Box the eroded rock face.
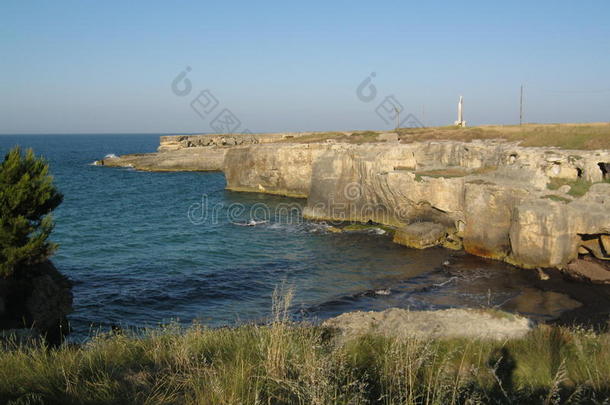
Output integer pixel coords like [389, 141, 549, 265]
[508, 200, 580, 268]
[223, 144, 327, 198]
[463, 183, 527, 260]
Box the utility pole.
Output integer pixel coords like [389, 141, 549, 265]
[520, 85, 523, 125]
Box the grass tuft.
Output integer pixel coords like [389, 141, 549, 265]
[0, 320, 609, 404]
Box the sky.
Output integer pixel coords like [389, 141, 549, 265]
[1, 0, 609, 134]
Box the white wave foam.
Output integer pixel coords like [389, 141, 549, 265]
[375, 289, 391, 296]
[234, 219, 268, 227]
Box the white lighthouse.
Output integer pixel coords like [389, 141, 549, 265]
[454, 96, 466, 127]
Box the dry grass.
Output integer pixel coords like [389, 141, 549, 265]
[0, 320, 609, 404]
[280, 123, 610, 150]
[396, 123, 610, 150]
[279, 131, 380, 144]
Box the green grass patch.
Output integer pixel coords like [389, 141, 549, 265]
[542, 194, 572, 204]
[547, 178, 593, 197]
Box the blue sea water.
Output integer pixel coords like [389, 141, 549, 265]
[0, 134, 597, 338]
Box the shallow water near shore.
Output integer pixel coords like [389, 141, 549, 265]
[0, 134, 608, 339]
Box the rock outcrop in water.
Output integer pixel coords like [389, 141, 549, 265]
[97, 132, 610, 282]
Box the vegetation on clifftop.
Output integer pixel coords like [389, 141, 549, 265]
[0, 147, 63, 278]
[396, 123, 610, 150]
[278, 123, 610, 150]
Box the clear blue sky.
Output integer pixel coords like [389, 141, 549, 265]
[1, 0, 609, 134]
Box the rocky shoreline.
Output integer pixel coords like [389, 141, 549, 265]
[96, 131, 610, 283]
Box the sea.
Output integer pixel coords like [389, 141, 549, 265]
[0, 134, 606, 339]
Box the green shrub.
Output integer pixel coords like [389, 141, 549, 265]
[0, 147, 63, 278]
[547, 178, 593, 197]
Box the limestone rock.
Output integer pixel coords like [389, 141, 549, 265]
[463, 183, 525, 260]
[508, 200, 579, 268]
[580, 237, 610, 261]
[324, 308, 533, 342]
[97, 148, 226, 172]
[393, 222, 446, 249]
[565, 258, 610, 284]
[583, 183, 610, 204]
[224, 144, 327, 198]
[158, 132, 341, 152]
[537, 268, 550, 281]
[602, 234, 610, 253]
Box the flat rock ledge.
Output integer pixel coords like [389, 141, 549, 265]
[323, 308, 534, 342]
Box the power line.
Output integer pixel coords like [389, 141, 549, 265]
[535, 88, 610, 94]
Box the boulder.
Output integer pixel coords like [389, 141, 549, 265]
[601, 234, 610, 254]
[580, 237, 610, 261]
[324, 308, 533, 342]
[393, 221, 446, 249]
[565, 258, 610, 284]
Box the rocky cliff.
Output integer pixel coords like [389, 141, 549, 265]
[157, 132, 334, 152]
[223, 140, 610, 280]
[98, 133, 610, 281]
